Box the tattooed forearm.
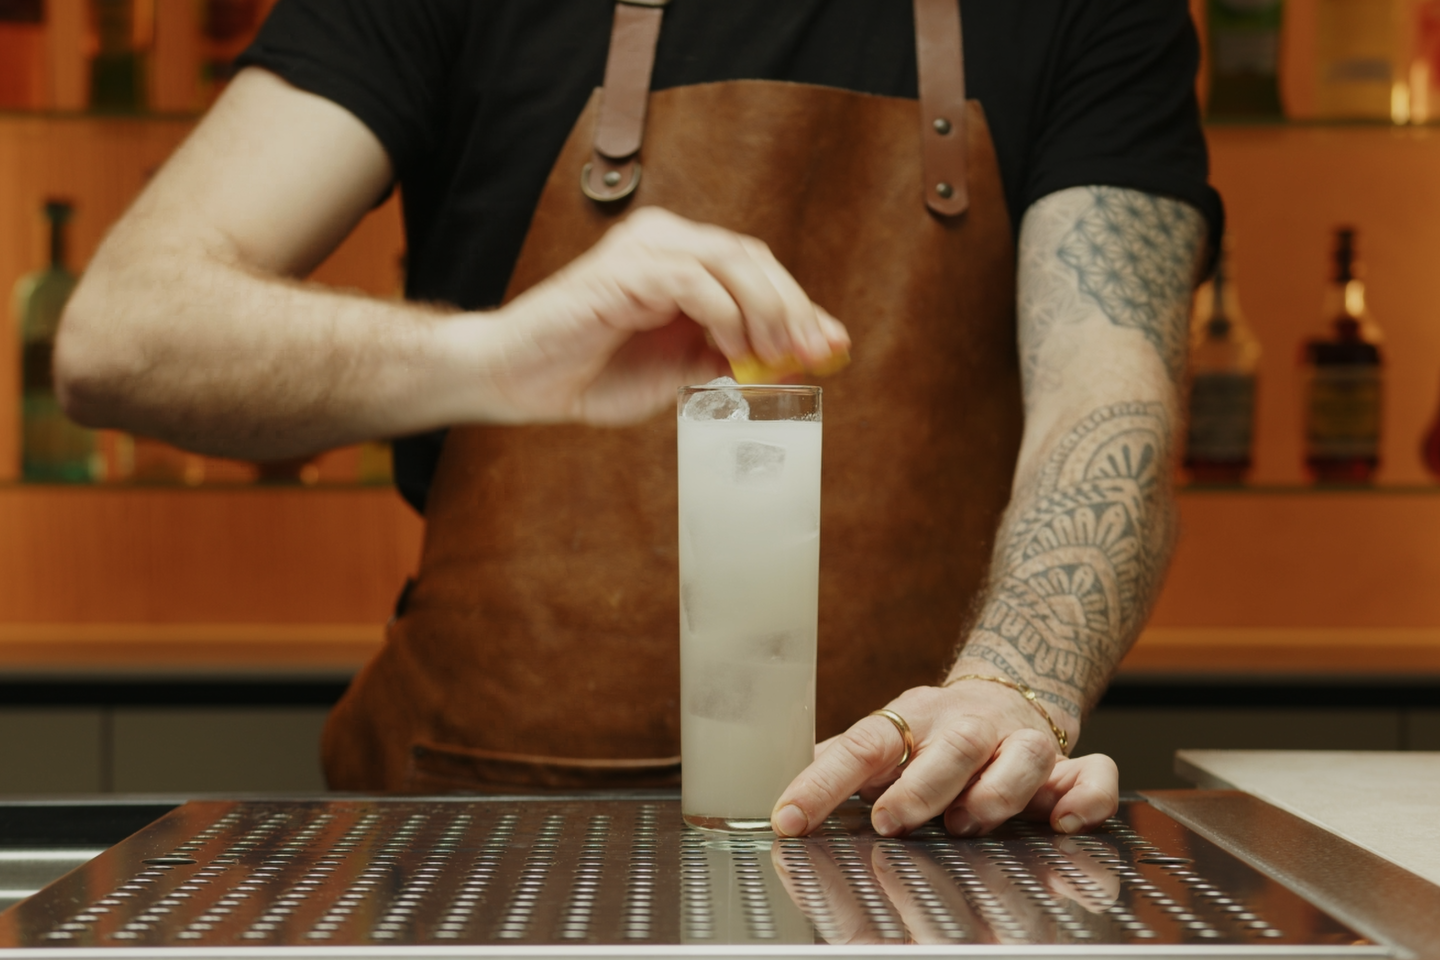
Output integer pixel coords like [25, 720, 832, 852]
[956, 402, 1177, 720]
[959, 187, 1196, 731]
[1021, 187, 1204, 396]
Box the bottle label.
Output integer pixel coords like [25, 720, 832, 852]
[1212, 29, 1280, 75]
[1306, 366, 1382, 458]
[1187, 372, 1256, 462]
[1211, 0, 1284, 76]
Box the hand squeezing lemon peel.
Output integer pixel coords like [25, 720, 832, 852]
[729, 350, 852, 384]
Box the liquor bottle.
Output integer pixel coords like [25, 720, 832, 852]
[1207, 0, 1286, 119]
[88, 0, 151, 113]
[357, 441, 393, 485]
[1303, 227, 1383, 484]
[0, 0, 46, 110]
[1185, 239, 1261, 484]
[199, 0, 259, 106]
[1410, 0, 1440, 123]
[1316, 0, 1406, 121]
[255, 456, 319, 485]
[131, 437, 204, 484]
[1423, 374, 1440, 479]
[16, 200, 98, 483]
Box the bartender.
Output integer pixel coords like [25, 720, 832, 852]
[52, 0, 1220, 839]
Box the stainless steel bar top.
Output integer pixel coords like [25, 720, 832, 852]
[0, 791, 1429, 959]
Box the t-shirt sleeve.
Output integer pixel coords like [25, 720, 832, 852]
[235, 0, 467, 178]
[1026, 0, 1224, 254]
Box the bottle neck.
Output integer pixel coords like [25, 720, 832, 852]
[1342, 279, 1366, 319]
[49, 219, 66, 271]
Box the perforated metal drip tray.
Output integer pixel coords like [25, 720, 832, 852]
[0, 794, 1398, 956]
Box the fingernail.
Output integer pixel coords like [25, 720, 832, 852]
[772, 804, 808, 837]
[946, 810, 980, 837]
[1056, 814, 1083, 834]
[872, 807, 901, 837]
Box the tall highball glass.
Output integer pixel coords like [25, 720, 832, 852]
[677, 381, 821, 832]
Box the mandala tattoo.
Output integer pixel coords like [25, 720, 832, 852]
[1057, 188, 1201, 381]
[960, 403, 1174, 719]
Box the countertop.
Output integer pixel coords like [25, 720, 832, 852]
[1175, 749, 1440, 889]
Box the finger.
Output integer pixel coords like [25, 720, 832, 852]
[771, 842, 879, 944]
[771, 713, 909, 838]
[740, 237, 830, 365]
[869, 714, 999, 837]
[944, 728, 1056, 836]
[1049, 836, 1122, 908]
[622, 212, 793, 363]
[817, 308, 852, 352]
[869, 845, 964, 945]
[1021, 753, 1120, 835]
[608, 249, 751, 360]
[856, 772, 899, 805]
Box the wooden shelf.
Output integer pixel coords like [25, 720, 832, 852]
[0, 486, 422, 626]
[0, 622, 382, 677]
[1181, 484, 1440, 496]
[0, 622, 1434, 681]
[1121, 628, 1440, 677]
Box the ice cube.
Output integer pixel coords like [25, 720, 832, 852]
[746, 631, 805, 663]
[734, 440, 785, 484]
[682, 377, 749, 421]
[688, 662, 757, 723]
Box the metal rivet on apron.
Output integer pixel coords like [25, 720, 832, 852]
[932, 117, 952, 135]
[581, 162, 642, 202]
[935, 182, 954, 199]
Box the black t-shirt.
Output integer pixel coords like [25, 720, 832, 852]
[238, 0, 1224, 515]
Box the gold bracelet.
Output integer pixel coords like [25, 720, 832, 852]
[943, 674, 1070, 756]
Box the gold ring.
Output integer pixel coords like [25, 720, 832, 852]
[869, 709, 914, 769]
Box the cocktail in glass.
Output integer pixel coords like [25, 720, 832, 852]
[677, 380, 821, 832]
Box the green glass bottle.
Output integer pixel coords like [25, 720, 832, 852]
[16, 200, 97, 483]
[1208, 0, 1286, 119]
[88, 0, 147, 113]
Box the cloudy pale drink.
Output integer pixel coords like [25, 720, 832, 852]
[677, 383, 821, 832]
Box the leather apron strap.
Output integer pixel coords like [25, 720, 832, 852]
[583, 0, 971, 216]
[582, 0, 667, 201]
[914, 0, 969, 216]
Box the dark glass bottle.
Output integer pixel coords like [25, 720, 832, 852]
[1185, 239, 1260, 485]
[17, 200, 97, 483]
[1207, 0, 1286, 119]
[88, 0, 148, 113]
[1423, 377, 1440, 480]
[1303, 228, 1383, 484]
[200, 0, 260, 106]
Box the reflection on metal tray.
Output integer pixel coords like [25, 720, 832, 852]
[0, 795, 1392, 956]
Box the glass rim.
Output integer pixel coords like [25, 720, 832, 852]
[677, 383, 822, 397]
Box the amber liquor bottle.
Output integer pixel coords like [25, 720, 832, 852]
[1303, 228, 1383, 484]
[1185, 239, 1260, 484]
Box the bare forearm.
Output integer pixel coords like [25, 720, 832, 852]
[56, 243, 487, 460]
[950, 186, 1205, 735]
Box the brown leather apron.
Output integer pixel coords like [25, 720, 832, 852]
[322, 0, 1023, 793]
